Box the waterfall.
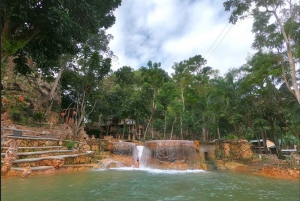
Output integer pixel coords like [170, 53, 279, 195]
[105, 140, 201, 170]
[136, 146, 144, 167]
[137, 146, 144, 159]
[141, 140, 199, 170]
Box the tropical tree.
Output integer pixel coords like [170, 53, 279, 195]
[1, 0, 121, 67]
[139, 61, 170, 139]
[61, 42, 111, 134]
[223, 0, 300, 104]
[172, 55, 215, 140]
[155, 82, 177, 139]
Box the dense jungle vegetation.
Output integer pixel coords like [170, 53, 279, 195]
[1, 1, 299, 157]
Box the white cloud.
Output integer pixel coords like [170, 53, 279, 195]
[107, 0, 255, 76]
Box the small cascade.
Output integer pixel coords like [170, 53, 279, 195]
[98, 159, 125, 169]
[136, 146, 144, 167]
[105, 142, 138, 167]
[141, 140, 199, 170]
[136, 146, 144, 158]
[101, 140, 201, 170]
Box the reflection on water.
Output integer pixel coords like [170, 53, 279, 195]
[1, 168, 299, 201]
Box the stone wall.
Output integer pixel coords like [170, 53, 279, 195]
[79, 139, 109, 153]
[2, 137, 61, 147]
[214, 139, 253, 161]
[196, 141, 216, 161]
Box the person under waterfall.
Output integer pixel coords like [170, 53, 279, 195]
[133, 157, 140, 168]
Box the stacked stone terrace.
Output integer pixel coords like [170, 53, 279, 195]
[1, 121, 109, 177]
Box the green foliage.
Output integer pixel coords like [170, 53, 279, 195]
[2, 0, 121, 75]
[244, 127, 254, 141]
[215, 149, 225, 159]
[281, 134, 298, 149]
[61, 31, 113, 131]
[11, 111, 21, 122]
[223, 0, 300, 104]
[2, 38, 26, 55]
[13, 51, 32, 75]
[225, 134, 238, 140]
[66, 141, 76, 150]
[33, 112, 44, 126]
[115, 66, 135, 87]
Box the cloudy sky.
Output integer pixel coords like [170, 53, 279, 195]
[107, 0, 256, 76]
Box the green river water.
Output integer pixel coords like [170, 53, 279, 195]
[1, 168, 299, 201]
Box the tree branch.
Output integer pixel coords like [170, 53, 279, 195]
[278, 52, 294, 95]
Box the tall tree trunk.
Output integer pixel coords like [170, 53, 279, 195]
[170, 116, 176, 140]
[151, 124, 154, 139]
[127, 123, 131, 140]
[163, 110, 167, 139]
[256, 134, 262, 154]
[262, 130, 269, 153]
[181, 81, 185, 112]
[202, 116, 206, 141]
[217, 127, 220, 139]
[138, 124, 141, 140]
[269, 117, 283, 159]
[143, 91, 156, 139]
[44, 57, 68, 117]
[143, 112, 153, 139]
[180, 116, 183, 140]
[74, 90, 97, 135]
[273, 11, 300, 104]
[122, 123, 126, 140]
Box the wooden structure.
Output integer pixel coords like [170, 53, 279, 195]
[86, 117, 144, 140]
[249, 139, 277, 154]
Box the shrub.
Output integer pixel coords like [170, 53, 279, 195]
[66, 140, 76, 150]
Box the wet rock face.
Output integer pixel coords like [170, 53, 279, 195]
[141, 140, 199, 170]
[110, 142, 137, 156]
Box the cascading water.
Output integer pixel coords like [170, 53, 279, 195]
[99, 142, 138, 168]
[111, 142, 137, 156]
[100, 140, 201, 170]
[141, 140, 200, 170]
[136, 145, 144, 167]
[136, 146, 144, 158]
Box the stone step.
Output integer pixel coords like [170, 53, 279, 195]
[6, 166, 56, 176]
[1, 150, 74, 159]
[6, 164, 97, 177]
[1, 146, 66, 153]
[6, 153, 92, 167]
[1, 127, 60, 138]
[12, 153, 89, 163]
[11, 166, 55, 172]
[6, 136, 60, 140]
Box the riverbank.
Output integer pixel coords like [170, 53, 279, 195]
[247, 159, 300, 180]
[217, 157, 300, 180]
[1, 120, 299, 180]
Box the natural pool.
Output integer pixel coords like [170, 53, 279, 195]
[1, 168, 299, 201]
